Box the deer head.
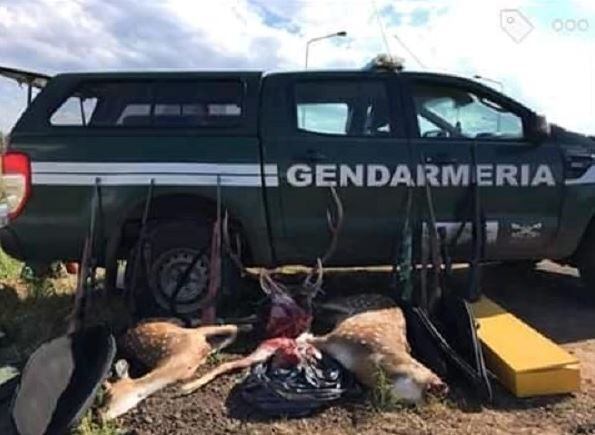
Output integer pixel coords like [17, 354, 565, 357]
[101, 360, 140, 421]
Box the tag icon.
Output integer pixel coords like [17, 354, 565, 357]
[500, 9, 534, 43]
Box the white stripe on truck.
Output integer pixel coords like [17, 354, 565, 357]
[31, 162, 278, 187]
[32, 162, 278, 175]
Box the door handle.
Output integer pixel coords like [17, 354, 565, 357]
[294, 149, 328, 163]
[425, 154, 458, 165]
[565, 152, 595, 170]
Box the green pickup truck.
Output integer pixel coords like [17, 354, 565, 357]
[1, 62, 594, 312]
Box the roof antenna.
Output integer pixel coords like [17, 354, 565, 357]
[371, 0, 393, 57]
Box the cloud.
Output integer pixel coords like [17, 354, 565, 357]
[0, 0, 593, 135]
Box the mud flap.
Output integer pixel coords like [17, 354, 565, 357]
[404, 296, 492, 403]
[10, 326, 115, 435]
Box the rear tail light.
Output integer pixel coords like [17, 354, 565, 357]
[1, 152, 31, 219]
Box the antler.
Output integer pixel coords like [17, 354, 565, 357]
[302, 186, 344, 295]
[259, 268, 289, 295]
[302, 258, 323, 293]
[223, 211, 245, 276]
[320, 186, 344, 264]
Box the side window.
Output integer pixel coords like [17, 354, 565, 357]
[413, 83, 524, 140]
[50, 80, 243, 127]
[50, 96, 98, 126]
[294, 80, 391, 136]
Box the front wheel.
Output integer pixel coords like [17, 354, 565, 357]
[575, 224, 595, 292]
[578, 253, 595, 292]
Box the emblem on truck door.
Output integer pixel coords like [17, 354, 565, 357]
[286, 164, 556, 188]
[510, 222, 543, 239]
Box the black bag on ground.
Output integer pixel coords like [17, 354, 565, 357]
[239, 353, 357, 418]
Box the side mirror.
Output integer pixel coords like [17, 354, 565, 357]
[529, 114, 551, 142]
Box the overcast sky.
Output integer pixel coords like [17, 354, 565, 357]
[1, 0, 594, 134]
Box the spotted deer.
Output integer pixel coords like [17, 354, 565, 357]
[303, 307, 447, 403]
[100, 319, 243, 420]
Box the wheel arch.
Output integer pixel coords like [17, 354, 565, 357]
[571, 213, 595, 264]
[113, 192, 253, 263]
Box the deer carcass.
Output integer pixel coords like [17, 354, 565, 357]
[101, 319, 242, 420]
[303, 307, 447, 403]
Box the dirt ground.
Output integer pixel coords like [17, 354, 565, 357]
[114, 261, 595, 435]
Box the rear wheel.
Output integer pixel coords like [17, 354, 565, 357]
[124, 219, 241, 319]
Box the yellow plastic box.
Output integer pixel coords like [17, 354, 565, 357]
[471, 298, 580, 397]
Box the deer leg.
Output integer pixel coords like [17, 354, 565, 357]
[197, 324, 240, 352]
[179, 344, 277, 395]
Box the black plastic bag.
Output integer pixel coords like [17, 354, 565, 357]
[239, 353, 357, 418]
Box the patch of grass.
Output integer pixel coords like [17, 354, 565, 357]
[0, 248, 21, 281]
[0, 250, 72, 359]
[370, 366, 409, 412]
[0, 248, 131, 361]
[73, 411, 119, 435]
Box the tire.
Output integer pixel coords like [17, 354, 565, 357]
[124, 219, 242, 319]
[577, 234, 595, 292]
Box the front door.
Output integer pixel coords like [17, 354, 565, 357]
[262, 72, 412, 266]
[403, 76, 564, 260]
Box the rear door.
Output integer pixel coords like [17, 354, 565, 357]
[402, 75, 564, 259]
[261, 71, 412, 266]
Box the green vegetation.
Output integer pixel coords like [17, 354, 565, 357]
[0, 251, 70, 360]
[0, 248, 20, 281]
[74, 412, 119, 435]
[370, 365, 409, 412]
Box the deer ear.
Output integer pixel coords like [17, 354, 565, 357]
[114, 359, 130, 380]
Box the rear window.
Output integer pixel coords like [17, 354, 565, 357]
[50, 80, 244, 128]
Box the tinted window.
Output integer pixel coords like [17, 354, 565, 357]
[295, 80, 391, 136]
[50, 96, 98, 126]
[413, 84, 524, 140]
[50, 80, 243, 127]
